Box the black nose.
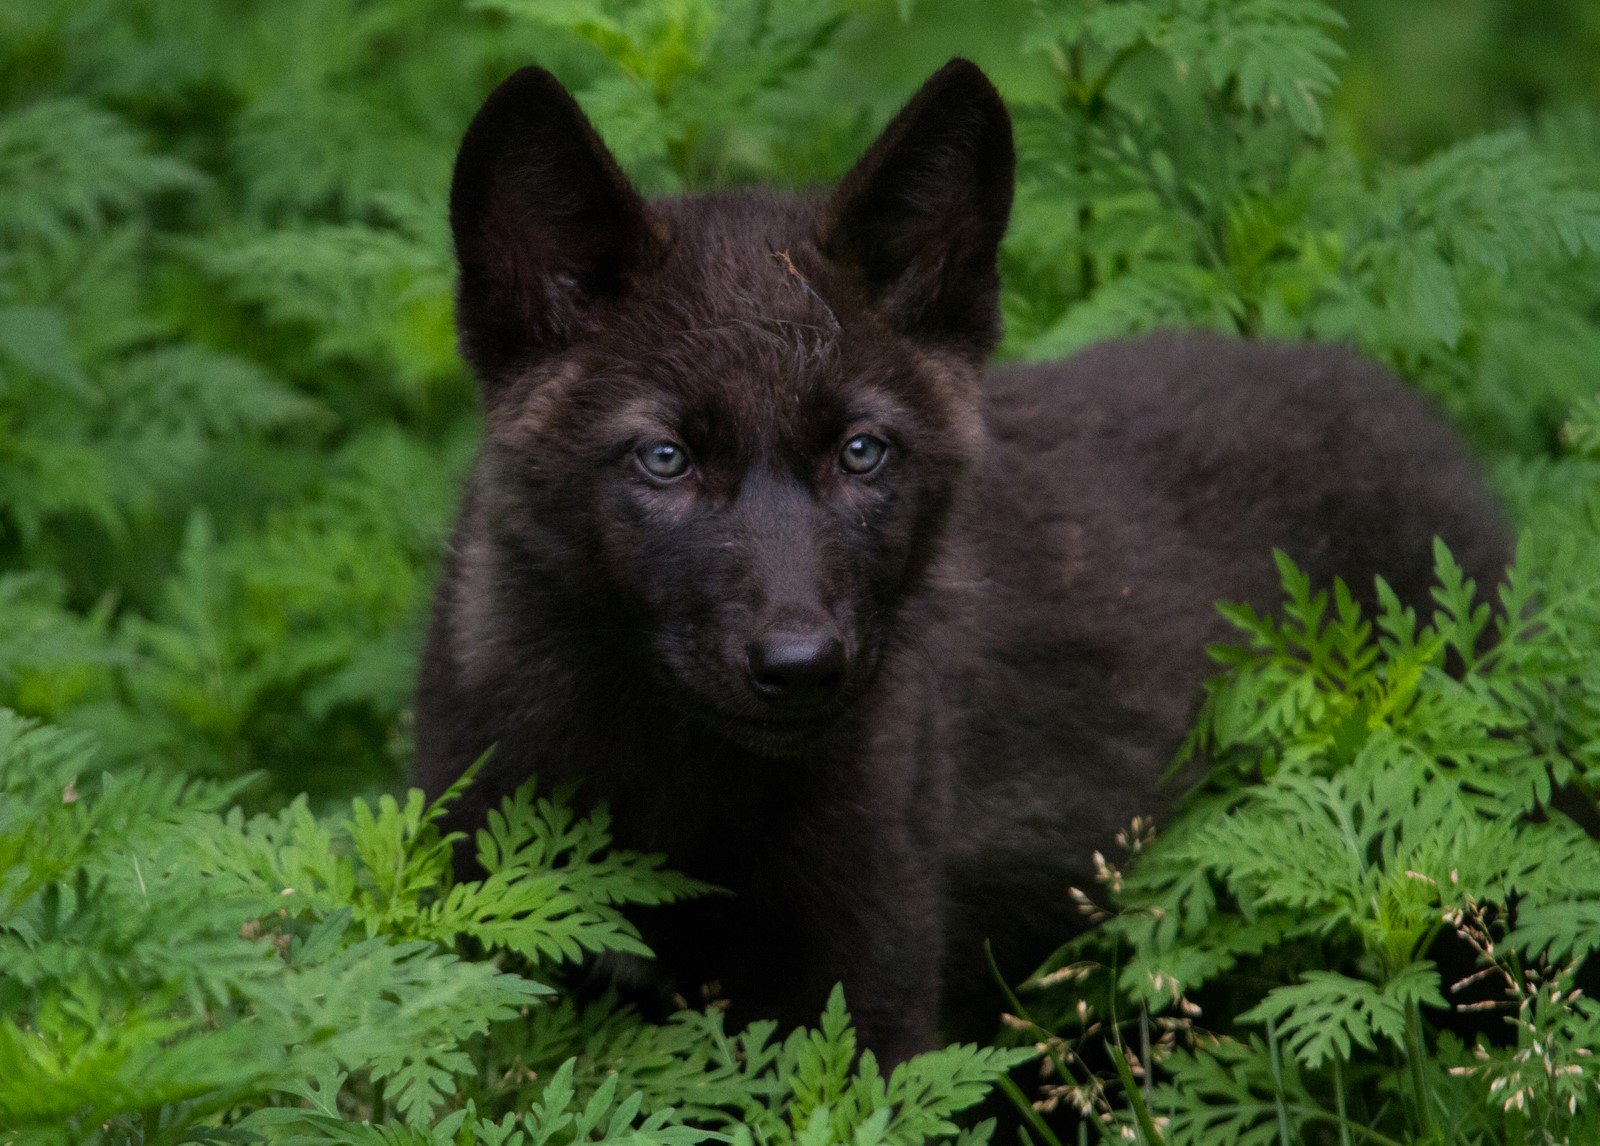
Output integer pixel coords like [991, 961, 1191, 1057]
[746, 633, 847, 707]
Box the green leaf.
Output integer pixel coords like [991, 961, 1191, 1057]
[1238, 964, 1444, 1068]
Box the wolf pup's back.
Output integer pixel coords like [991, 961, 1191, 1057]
[933, 332, 1509, 1027]
[414, 60, 1510, 1062]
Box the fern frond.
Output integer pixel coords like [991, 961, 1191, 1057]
[0, 97, 199, 248]
[1237, 963, 1445, 1068]
[0, 304, 89, 395]
[103, 344, 322, 441]
[183, 207, 454, 389]
[1031, 0, 1345, 133]
[1148, 1037, 1314, 1146]
[1164, 0, 1346, 134]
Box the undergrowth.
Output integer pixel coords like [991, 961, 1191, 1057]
[0, 717, 1028, 1143]
[2, 0, 1598, 1142]
[1015, 528, 1600, 1144]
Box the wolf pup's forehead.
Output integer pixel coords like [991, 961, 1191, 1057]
[595, 192, 845, 369]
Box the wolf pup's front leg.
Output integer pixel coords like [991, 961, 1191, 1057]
[415, 60, 1012, 1062]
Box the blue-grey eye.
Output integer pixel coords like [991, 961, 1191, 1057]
[636, 441, 690, 480]
[839, 434, 888, 476]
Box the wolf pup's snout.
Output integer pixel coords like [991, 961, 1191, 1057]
[745, 631, 847, 707]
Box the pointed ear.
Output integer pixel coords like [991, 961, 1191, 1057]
[450, 67, 659, 390]
[819, 59, 1014, 361]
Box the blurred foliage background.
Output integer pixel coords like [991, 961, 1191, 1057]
[4, 2, 1600, 1142]
[0, 0, 1596, 807]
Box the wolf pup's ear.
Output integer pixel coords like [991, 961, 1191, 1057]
[819, 59, 1014, 362]
[450, 67, 659, 391]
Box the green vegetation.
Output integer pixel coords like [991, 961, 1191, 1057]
[1, 0, 1597, 1142]
[1019, 537, 1600, 1143]
[0, 712, 1028, 1142]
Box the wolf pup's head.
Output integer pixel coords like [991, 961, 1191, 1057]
[449, 60, 1013, 756]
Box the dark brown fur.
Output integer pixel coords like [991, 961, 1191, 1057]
[414, 60, 1511, 1062]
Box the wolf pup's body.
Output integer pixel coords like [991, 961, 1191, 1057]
[415, 60, 1510, 1063]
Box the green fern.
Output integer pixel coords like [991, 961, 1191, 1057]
[1237, 963, 1446, 1069]
[3, 1, 1600, 1140]
[471, 0, 850, 191]
[0, 97, 198, 249]
[1030, 0, 1346, 133]
[183, 203, 456, 393]
[0, 710, 1022, 1142]
[1029, 536, 1600, 1142]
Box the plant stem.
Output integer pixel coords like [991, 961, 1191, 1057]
[1333, 1054, 1353, 1146]
[1087, 41, 1148, 107]
[1066, 39, 1098, 300]
[1139, 1004, 1153, 1113]
[1295, 1108, 1410, 1146]
[996, 1073, 1069, 1146]
[1265, 1016, 1294, 1146]
[1403, 1002, 1436, 1140]
[1109, 1038, 1166, 1146]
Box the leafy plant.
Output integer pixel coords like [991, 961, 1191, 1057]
[2, 0, 1599, 1140]
[0, 711, 1026, 1143]
[1019, 530, 1600, 1143]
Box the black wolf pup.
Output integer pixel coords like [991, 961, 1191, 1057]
[414, 59, 1510, 1063]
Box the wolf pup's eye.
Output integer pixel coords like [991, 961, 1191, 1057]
[635, 441, 690, 480]
[839, 434, 888, 476]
